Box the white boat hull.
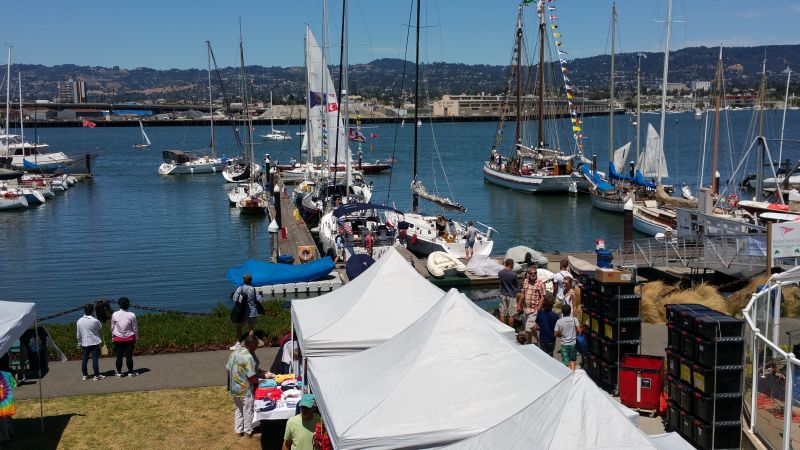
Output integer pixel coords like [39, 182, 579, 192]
[482, 164, 587, 193]
[632, 207, 670, 236]
[228, 183, 265, 204]
[0, 194, 27, 210]
[590, 191, 626, 213]
[158, 160, 224, 175]
[20, 188, 46, 205]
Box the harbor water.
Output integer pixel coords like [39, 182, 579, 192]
[1, 109, 797, 316]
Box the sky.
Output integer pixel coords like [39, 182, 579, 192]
[5, 0, 800, 69]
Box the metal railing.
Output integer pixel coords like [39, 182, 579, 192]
[618, 233, 767, 278]
[743, 274, 799, 450]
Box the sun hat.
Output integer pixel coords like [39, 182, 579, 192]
[298, 393, 316, 409]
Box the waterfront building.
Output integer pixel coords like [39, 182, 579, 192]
[690, 80, 711, 91]
[431, 93, 612, 118]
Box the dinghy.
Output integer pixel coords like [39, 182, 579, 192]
[426, 251, 467, 278]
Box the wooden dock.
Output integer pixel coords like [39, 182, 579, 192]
[268, 174, 319, 264]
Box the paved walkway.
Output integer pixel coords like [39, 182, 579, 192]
[15, 347, 278, 400]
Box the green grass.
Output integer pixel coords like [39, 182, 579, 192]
[45, 302, 291, 360]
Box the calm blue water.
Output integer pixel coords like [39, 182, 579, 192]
[2, 109, 797, 316]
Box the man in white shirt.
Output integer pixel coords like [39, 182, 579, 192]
[76, 303, 105, 381]
[553, 259, 573, 302]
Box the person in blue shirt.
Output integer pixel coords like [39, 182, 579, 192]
[535, 299, 560, 357]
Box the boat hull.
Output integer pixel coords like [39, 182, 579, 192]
[276, 162, 392, 174]
[482, 164, 587, 193]
[0, 195, 27, 210]
[632, 208, 670, 236]
[590, 191, 626, 213]
[158, 161, 224, 175]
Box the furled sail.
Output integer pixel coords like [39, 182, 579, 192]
[636, 124, 668, 179]
[139, 120, 151, 146]
[411, 180, 466, 212]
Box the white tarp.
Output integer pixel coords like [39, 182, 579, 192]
[308, 288, 571, 450]
[0, 300, 36, 357]
[292, 248, 514, 358]
[444, 370, 693, 450]
[466, 254, 504, 276]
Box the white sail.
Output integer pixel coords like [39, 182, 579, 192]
[612, 142, 631, 174]
[139, 120, 151, 146]
[637, 124, 668, 179]
[305, 28, 349, 165]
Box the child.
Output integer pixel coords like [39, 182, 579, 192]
[554, 304, 579, 371]
[576, 324, 588, 366]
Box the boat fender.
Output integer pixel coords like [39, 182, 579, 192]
[727, 193, 739, 208]
[298, 246, 315, 262]
[411, 234, 418, 245]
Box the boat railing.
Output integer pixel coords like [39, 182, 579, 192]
[617, 233, 767, 278]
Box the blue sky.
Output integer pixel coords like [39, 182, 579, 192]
[6, 0, 800, 69]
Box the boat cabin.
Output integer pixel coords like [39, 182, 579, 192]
[162, 150, 195, 164]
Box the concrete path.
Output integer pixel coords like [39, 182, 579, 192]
[15, 347, 278, 400]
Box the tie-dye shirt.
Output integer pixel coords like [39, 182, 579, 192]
[226, 347, 256, 398]
[0, 371, 16, 417]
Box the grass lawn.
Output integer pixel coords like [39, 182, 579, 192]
[9, 386, 287, 450]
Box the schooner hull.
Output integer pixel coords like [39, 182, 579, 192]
[590, 191, 626, 213]
[482, 164, 587, 193]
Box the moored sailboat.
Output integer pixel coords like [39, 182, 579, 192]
[132, 120, 151, 148]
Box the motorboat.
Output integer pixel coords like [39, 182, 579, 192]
[158, 150, 224, 175]
[426, 251, 467, 278]
[383, 211, 493, 259]
[261, 129, 292, 141]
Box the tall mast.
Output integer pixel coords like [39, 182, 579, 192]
[657, 0, 673, 183]
[238, 20, 253, 185]
[17, 73, 23, 141]
[755, 57, 767, 201]
[270, 91, 274, 131]
[412, 0, 420, 212]
[332, 0, 347, 188]
[779, 67, 791, 164]
[321, 0, 329, 164]
[4, 46, 11, 144]
[636, 53, 642, 163]
[514, 4, 523, 147]
[758, 57, 766, 137]
[609, 1, 616, 161]
[711, 45, 722, 194]
[304, 32, 312, 163]
[536, 1, 545, 148]
[342, 0, 351, 190]
[206, 41, 215, 155]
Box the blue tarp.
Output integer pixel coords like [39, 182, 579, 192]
[634, 170, 657, 189]
[23, 159, 63, 170]
[580, 165, 615, 191]
[345, 254, 375, 280]
[226, 257, 335, 287]
[608, 163, 634, 182]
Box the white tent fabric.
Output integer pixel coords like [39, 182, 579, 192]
[466, 254, 504, 276]
[443, 370, 692, 450]
[0, 301, 36, 357]
[292, 248, 514, 357]
[308, 289, 571, 450]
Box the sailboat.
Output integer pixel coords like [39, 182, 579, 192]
[482, 1, 587, 194]
[158, 43, 225, 176]
[260, 92, 292, 141]
[132, 120, 151, 148]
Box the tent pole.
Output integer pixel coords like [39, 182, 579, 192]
[35, 318, 43, 432]
[290, 321, 294, 375]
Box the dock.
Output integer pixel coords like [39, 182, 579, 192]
[268, 173, 319, 263]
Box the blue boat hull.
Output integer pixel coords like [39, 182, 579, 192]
[227, 257, 335, 287]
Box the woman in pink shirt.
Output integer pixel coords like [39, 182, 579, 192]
[111, 297, 139, 377]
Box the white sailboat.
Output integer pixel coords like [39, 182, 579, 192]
[260, 92, 292, 141]
[133, 120, 151, 148]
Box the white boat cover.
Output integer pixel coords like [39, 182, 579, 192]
[466, 254, 504, 276]
[504, 245, 549, 267]
[443, 370, 693, 450]
[292, 248, 514, 357]
[308, 288, 570, 450]
[0, 300, 36, 356]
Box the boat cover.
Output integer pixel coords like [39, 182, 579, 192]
[580, 165, 615, 191]
[608, 162, 634, 182]
[332, 203, 401, 218]
[634, 170, 657, 189]
[345, 254, 375, 280]
[226, 257, 334, 287]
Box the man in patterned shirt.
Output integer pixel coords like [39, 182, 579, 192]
[520, 269, 546, 345]
[226, 335, 260, 437]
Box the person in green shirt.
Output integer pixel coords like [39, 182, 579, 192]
[283, 393, 321, 450]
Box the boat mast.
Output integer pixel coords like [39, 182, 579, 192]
[412, 0, 420, 212]
[207, 41, 215, 155]
[17, 73, 23, 143]
[332, 0, 347, 188]
[342, 0, 351, 190]
[609, 1, 616, 162]
[657, 0, 673, 184]
[304, 32, 312, 163]
[536, 1, 545, 148]
[514, 4, 523, 147]
[270, 91, 274, 131]
[779, 67, 791, 164]
[636, 53, 642, 163]
[321, 0, 328, 166]
[239, 20, 254, 186]
[711, 45, 722, 194]
[4, 46, 10, 146]
[755, 57, 767, 201]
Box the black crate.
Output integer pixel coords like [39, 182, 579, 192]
[693, 419, 742, 449]
[680, 330, 696, 360]
[693, 392, 743, 423]
[599, 359, 618, 390]
[590, 311, 602, 335]
[589, 332, 602, 355]
[666, 303, 706, 325]
[601, 294, 641, 319]
[676, 381, 695, 414]
[587, 353, 601, 381]
[680, 409, 694, 440]
[667, 323, 681, 350]
[693, 314, 745, 340]
[595, 280, 637, 296]
[679, 356, 694, 385]
[666, 348, 681, 377]
[666, 374, 680, 401]
[583, 289, 597, 311]
[694, 337, 745, 368]
[666, 400, 682, 432]
[600, 338, 640, 363]
[581, 308, 593, 328]
[692, 365, 743, 395]
[603, 317, 641, 341]
[585, 352, 598, 379]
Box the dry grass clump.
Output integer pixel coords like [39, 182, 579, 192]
[641, 281, 729, 324]
[726, 275, 769, 317]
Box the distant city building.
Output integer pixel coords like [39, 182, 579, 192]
[57, 78, 86, 104]
[666, 82, 688, 93]
[690, 81, 712, 92]
[725, 94, 757, 108]
[431, 93, 611, 118]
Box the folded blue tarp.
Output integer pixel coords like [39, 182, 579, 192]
[226, 257, 335, 287]
[580, 165, 615, 191]
[608, 163, 634, 182]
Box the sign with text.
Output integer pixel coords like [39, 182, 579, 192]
[771, 221, 800, 259]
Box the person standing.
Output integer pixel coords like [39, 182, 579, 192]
[232, 274, 263, 349]
[111, 297, 138, 377]
[364, 230, 374, 257]
[562, 277, 575, 316]
[554, 304, 579, 371]
[227, 335, 260, 437]
[282, 393, 321, 450]
[497, 258, 518, 327]
[535, 299, 559, 357]
[0, 369, 16, 445]
[553, 259, 572, 305]
[463, 221, 478, 259]
[520, 269, 546, 345]
[76, 303, 105, 381]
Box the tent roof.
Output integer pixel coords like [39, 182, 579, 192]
[0, 301, 36, 357]
[444, 370, 693, 450]
[308, 289, 570, 450]
[292, 248, 514, 358]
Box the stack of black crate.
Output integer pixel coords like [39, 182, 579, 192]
[579, 273, 641, 394]
[665, 304, 744, 449]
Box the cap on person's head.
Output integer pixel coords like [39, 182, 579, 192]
[298, 393, 316, 409]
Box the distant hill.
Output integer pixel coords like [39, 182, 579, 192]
[8, 44, 800, 105]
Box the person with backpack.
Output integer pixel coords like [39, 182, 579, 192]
[231, 274, 263, 350]
[554, 304, 579, 371]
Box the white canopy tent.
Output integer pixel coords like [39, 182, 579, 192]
[0, 301, 43, 431]
[292, 248, 514, 358]
[308, 289, 571, 449]
[443, 370, 693, 450]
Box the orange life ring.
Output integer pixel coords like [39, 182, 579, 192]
[728, 193, 739, 208]
[298, 245, 315, 262]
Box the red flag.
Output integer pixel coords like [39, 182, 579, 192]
[82, 118, 96, 128]
[326, 102, 338, 113]
[370, 133, 379, 139]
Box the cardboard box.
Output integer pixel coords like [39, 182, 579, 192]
[594, 268, 633, 284]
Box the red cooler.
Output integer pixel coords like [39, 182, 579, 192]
[619, 354, 665, 411]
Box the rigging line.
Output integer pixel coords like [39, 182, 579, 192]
[385, 0, 415, 205]
[208, 43, 244, 155]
